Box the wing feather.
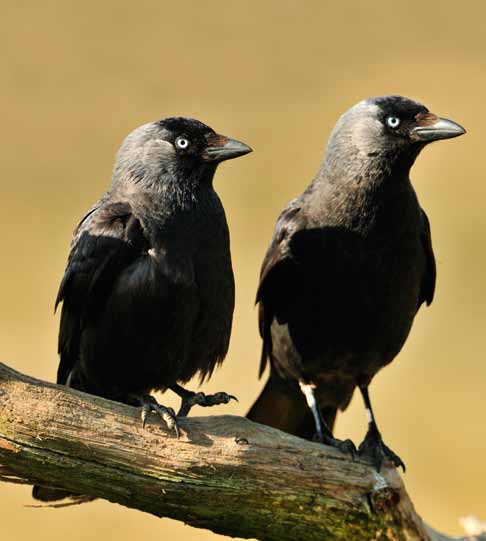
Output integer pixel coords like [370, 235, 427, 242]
[418, 208, 436, 308]
[256, 201, 302, 377]
[56, 201, 148, 384]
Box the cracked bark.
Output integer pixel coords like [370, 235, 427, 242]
[0, 362, 482, 541]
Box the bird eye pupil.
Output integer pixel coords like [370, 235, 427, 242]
[386, 116, 400, 129]
[176, 137, 189, 149]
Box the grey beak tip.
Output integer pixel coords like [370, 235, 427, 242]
[205, 138, 253, 162]
[229, 140, 253, 156]
[413, 117, 467, 142]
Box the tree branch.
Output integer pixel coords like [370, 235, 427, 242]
[0, 362, 482, 541]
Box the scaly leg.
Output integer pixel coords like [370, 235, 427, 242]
[170, 383, 237, 417]
[299, 382, 356, 458]
[358, 385, 405, 472]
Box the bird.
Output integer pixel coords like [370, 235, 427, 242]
[247, 96, 465, 472]
[33, 117, 251, 501]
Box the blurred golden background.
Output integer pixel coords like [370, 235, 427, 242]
[1, 0, 484, 538]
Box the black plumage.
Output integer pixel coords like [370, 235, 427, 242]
[248, 96, 465, 471]
[33, 117, 251, 501]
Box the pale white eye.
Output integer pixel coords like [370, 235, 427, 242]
[386, 116, 401, 129]
[175, 137, 190, 149]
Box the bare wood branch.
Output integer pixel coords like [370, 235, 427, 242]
[0, 362, 481, 541]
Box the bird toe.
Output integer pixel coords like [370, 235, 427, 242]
[154, 405, 180, 438]
[358, 432, 405, 473]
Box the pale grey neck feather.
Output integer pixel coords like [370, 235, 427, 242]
[110, 123, 177, 191]
[301, 101, 415, 231]
[108, 123, 216, 212]
[317, 101, 392, 184]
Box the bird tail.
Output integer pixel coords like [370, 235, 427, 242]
[246, 372, 337, 439]
[32, 485, 79, 503]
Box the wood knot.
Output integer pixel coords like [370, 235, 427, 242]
[369, 487, 400, 514]
[235, 437, 249, 445]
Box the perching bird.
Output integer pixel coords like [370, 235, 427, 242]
[33, 117, 251, 501]
[247, 96, 465, 471]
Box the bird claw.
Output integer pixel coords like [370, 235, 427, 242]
[358, 429, 405, 472]
[155, 406, 179, 439]
[314, 433, 357, 460]
[177, 391, 237, 417]
[203, 392, 238, 405]
[141, 403, 151, 429]
[338, 438, 358, 460]
[138, 396, 179, 438]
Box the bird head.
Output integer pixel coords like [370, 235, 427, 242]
[323, 95, 465, 179]
[111, 117, 252, 191]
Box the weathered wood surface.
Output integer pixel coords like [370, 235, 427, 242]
[0, 362, 482, 541]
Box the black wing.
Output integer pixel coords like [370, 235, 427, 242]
[56, 201, 149, 385]
[256, 201, 303, 377]
[418, 208, 436, 308]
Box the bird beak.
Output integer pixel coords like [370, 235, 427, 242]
[412, 115, 466, 142]
[203, 134, 253, 163]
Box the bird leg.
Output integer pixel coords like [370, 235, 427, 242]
[170, 383, 237, 417]
[299, 382, 356, 458]
[128, 394, 179, 438]
[358, 385, 405, 472]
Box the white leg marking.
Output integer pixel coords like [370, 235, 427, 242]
[299, 382, 323, 434]
[299, 382, 317, 409]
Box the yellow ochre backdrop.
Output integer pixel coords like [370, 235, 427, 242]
[1, 1, 484, 538]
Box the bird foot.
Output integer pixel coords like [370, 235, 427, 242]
[136, 395, 179, 438]
[177, 391, 237, 417]
[314, 433, 357, 459]
[358, 428, 405, 472]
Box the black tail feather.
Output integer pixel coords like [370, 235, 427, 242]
[32, 485, 79, 502]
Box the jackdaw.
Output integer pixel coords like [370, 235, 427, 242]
[247, 96, 465, 471]
[33, 117, 251, 501]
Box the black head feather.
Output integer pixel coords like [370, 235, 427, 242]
[370, 96, 429, 123]
[156, 117, 215, 145]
